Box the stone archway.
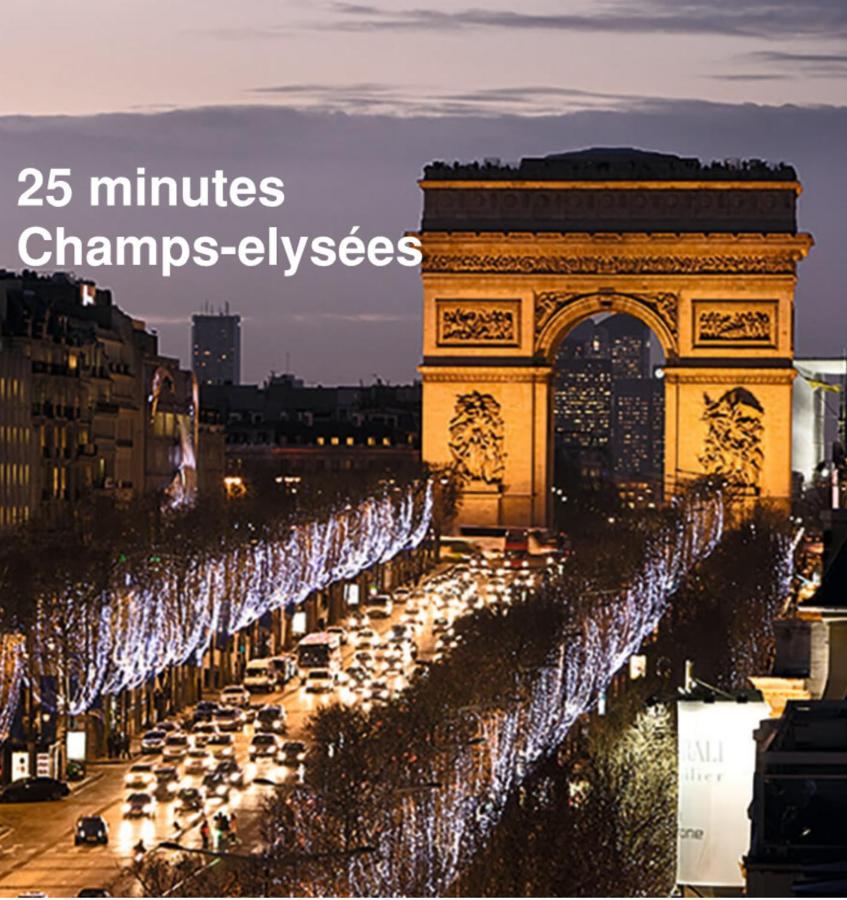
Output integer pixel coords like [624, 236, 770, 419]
[417, 149, 813, 527]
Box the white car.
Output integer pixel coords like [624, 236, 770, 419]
[206, 733, 235, 759]
[184, 748, 215, 775]
[124, 763, 155, 790]
[220, 684, 251, 708]
[249, 732, 280, 760]
[162, 734, 190, 762]
[304, 669, 335, 693]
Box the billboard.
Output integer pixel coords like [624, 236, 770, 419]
[676, 699, 769, 887]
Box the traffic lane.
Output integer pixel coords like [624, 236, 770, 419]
[0, 765, 135, 897]
[0, 563, 511, 892]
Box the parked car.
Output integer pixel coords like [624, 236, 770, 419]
[219, 684, 250, 708]
[77, 890, 111, 898]
[0, 777, 70, 803]
[255, 705, 287, 734]
[393, 587, 412, 604]
[162, 733, 189, 762]
[123, 791, 154, 818]
[213, 706, 245, 733]
[124, 763, 155, 790]
[249, 733, 280, 761]
[140, 729, 166, 754]
[304, 669, 335, 693]
[74, 815, 108, 846]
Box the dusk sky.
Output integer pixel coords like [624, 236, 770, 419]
[1, 0, 845, 384]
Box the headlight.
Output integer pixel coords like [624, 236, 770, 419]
[168, 781, 177, 792]
[143, 803, 153, 813]
[122, 803, 130, 812]
[217, 785, 227, 795]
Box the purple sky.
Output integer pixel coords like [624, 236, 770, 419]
[1, 1, 845, 383]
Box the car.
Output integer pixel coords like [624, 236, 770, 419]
[74, 815, 108, 846]
[249, 733, 280, 760]
[326, 625, 348, 646]
[213, 706, 245, 733]
[340, 664, 369, 687]
[162, 733, 190, 762]
[77, 890, 111, 898]
[0, 777, 70, 803]
[219, 684, 251, 708]
[278, 740, 308, 767]
[363, 594, 393, 619]
[213, 759, 245, 787]
[123, 791, 154, 818]
[304, 668, 335, 693]
[153, 765, 180, 798]
[206, 733, 235, 759]
[355, 628, 380, 649]
[140, 729, 166, 754]
[363, 678, 391, 703]
[353, 650, 378, 670]
[190, 721, 218, 746]
[155, 720, 180, 734]
[193, 700, 219, 722]
[201, 771, 230, 802]
[124, 763, 155, 790]
[383, 656, 405, 677]
[393, 587, 412, 604]
[432, 616, 451, 634]
[255, 705, 287, 734]
[184, 748, 215, 775]
[176, 786, 204, 812]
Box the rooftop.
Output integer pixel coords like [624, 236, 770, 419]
[423, 147, 797, 182]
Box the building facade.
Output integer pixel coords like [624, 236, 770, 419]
[191, 307, 241, 386]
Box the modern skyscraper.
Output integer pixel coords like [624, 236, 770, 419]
[553, 315, 663, 484]
[192, 305, 241, 386]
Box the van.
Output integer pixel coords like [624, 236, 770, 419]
[268, 655, 298, 687]
[243, 658, 275, 694]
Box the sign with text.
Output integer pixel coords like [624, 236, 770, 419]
[676, 699, 769, 887]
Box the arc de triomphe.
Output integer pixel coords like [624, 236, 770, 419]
[417, 149, 812, 527]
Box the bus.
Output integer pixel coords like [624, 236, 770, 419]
[296, 632, 342, 675]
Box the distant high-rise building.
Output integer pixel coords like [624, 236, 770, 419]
[192, 306, 241, 386]
[553, 315, 663, 483]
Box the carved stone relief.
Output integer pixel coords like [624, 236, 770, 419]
[437, 300, 519, 346]
[448, 391, 506, 484]
[698, 387, 764, 493]
[422, 252, 800, 276]
[534, 290, 678, 343]
[693, 301, 776, 346]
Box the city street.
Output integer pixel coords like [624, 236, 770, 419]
[0, 554, 538, 898]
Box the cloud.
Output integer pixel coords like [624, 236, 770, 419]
[322, 0, 847, 39]
[748, 50, 847, 77]
[285, 311, 417, 324]
[249, 82, 660, 117]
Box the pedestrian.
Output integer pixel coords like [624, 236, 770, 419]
[122, 733, 131, 759]
[200, 818, 211, 850]
[106, 732, 115, 759]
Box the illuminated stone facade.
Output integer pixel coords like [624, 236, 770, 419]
[417, 150, 813, 526]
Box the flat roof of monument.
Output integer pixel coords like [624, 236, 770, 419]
[422, 147, 798, 183]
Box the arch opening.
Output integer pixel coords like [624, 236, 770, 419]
[549, 312, 667, 525]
